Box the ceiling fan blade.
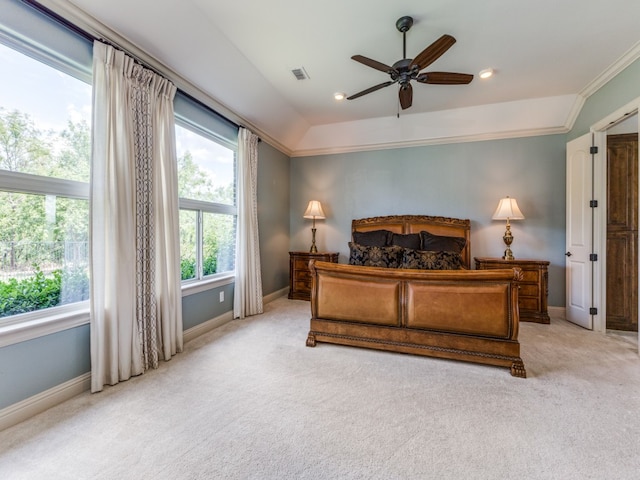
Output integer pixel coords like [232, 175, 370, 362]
[416, 72, 474, 85]
[409, 34, 457, 71]
[347, 80, 396, 100]
[399, 83, 413, 110]
[351, 55, 395, 74]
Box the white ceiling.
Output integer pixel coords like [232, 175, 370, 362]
[63, 0, 640, 155]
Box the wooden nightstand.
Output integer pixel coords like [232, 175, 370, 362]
[289, 251, 339, 301]
[474, 257, 550, 324]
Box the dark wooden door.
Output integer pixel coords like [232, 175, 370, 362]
[606, 133, 638, 332]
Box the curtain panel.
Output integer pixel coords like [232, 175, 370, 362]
[90, 41, 183, 393]
[234, 128, 263, 319]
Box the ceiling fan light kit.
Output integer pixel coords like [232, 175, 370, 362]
[347, 16, 473, 110]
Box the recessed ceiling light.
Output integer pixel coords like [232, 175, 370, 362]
[479, 68, 494, 79]
[334, 92, 346, 101]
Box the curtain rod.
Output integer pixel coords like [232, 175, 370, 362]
[21, 0, 245, 134]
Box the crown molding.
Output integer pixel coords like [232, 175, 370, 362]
[562, 94, 587, 132]
[291, 95, 580, 157]
[580, 40, 640, 98]
[291, 125, 571, 158]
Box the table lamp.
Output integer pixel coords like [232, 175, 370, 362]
[492, 196, 524, 260]
[303, 200, 326, 253]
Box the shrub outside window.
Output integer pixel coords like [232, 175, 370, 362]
[175, 123, 236, 283]
[0, 41, 91, 320]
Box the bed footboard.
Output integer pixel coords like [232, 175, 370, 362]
[307, 260, 526, 377]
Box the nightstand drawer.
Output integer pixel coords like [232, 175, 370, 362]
[295, 269, 311, 281]
[289, 251, 339, 301]
[521, 270, 540, 283]
[294, 279, 311, 291]
[474, 257, 550, 324]
[294, 258, 311, 270]
[519, 297, 540, 311]
[519, 284, 539, 297]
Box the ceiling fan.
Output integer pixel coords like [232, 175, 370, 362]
[347, 16, 473, 110]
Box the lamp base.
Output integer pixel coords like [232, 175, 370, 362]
[309, 227, 318, 253]
[502, 222, 515, 260]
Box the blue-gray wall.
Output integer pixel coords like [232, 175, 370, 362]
[257, 141, 291, 295]
[290, 135, 567, 306]
[0, 325, 90, 408]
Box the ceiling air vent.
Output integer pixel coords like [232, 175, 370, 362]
[291, 67, 310, 80]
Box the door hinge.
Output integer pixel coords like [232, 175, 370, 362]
[590, 200, 598, 208]
[590, 307, 598, 315]
[590, 146, 598, 154]
[590, 253, 598, 261]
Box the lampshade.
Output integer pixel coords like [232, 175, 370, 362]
[303, 200, 326, 219]
[492, 197, 524, 220]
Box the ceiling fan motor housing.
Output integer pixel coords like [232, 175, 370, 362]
[392, 58, 417, 84]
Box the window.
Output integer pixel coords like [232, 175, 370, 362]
[0, 41, 92, 321]
[175, 122, 237, 283]
[0, 0, 238, 347]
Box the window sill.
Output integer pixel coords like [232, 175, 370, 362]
[0, 274, 236, 348]
[181, 273, 235, 297]
[0, 303, 90, 348]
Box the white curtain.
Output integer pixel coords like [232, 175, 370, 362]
[234, 128, 263, 319]
[90, 41, 183, 393]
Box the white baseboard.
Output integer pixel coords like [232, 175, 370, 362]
[183, 310, 234, 344]
[181, 287, 288, 344]
[548, 306, 566, 320]
[263, 286, 289, 304]
[0, 372, 91, 432]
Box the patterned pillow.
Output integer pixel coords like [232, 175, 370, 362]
[420, 230, 467, 254]
[352, 229, 392, 247]
[348, 242, 404, 268]
[401, 248, 464, 270]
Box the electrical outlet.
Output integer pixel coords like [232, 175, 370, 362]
[219, 291, 224, 302]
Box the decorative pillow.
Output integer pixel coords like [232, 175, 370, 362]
[352, 229, 392, 247]
[390, 232, 421, 250]
[420, 230, 467, 254]
[401, 248, 464, 270]
[348, 242, 404, 268]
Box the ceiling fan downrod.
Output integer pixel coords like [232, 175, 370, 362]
[396, 16, 413, 60]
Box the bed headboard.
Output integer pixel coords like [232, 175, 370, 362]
[351, 215, 471, 269]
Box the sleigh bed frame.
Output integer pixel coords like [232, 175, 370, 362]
[306, 215, 526, 377]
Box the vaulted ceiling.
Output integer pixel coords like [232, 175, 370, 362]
[64, 0, 640, 155]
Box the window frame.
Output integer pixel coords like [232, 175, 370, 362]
[0, 31, 93, 345]
[0, 0, 241, 347]
[175, 118, 238, 296]
[0, 160, 92, 349]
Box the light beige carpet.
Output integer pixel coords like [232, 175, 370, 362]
[1, 297, 639, 480]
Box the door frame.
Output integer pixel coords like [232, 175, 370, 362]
[590, 96, 640, 348]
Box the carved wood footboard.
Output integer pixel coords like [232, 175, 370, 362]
[307, 261, 526, 377]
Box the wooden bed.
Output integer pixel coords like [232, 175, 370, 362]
[306, 215, 526, 377]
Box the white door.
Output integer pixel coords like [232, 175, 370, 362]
[566, 134, 594, 329]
